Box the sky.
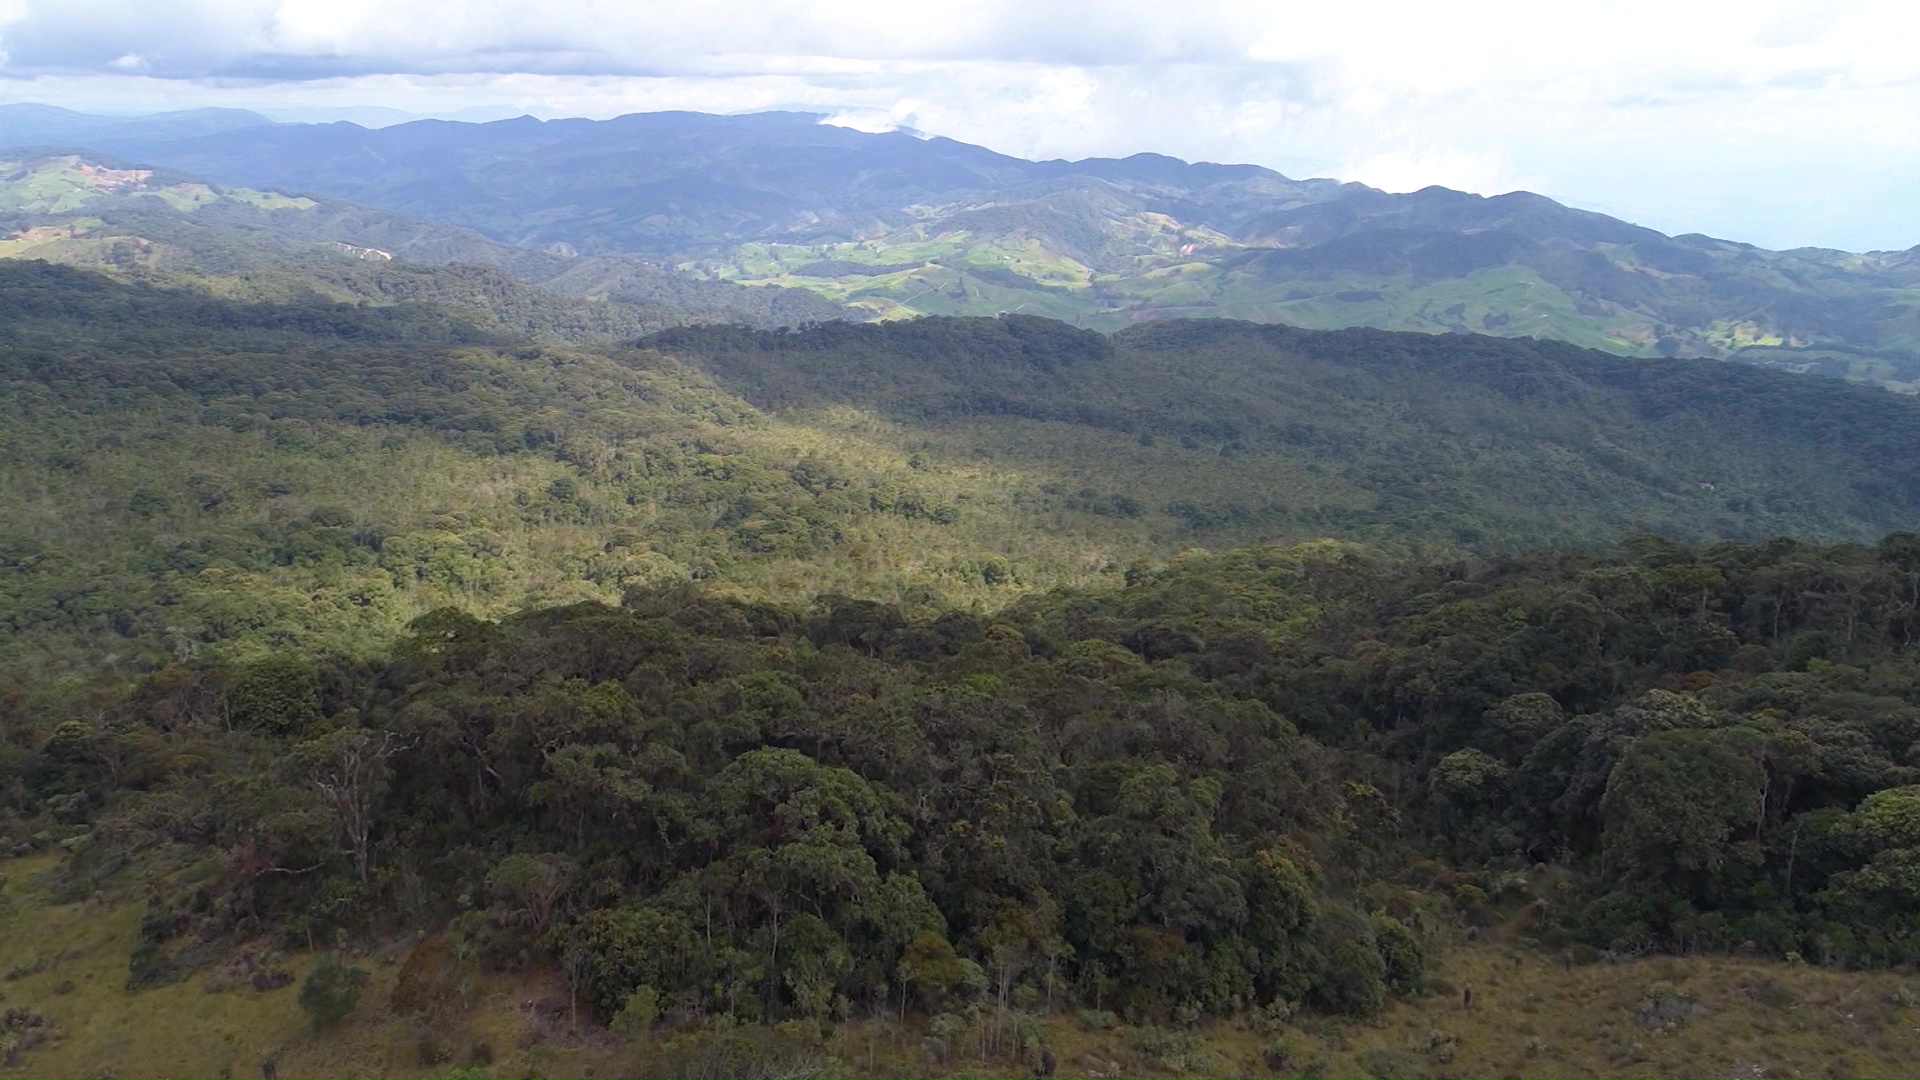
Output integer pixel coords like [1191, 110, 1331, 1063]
[0, 0, 1914, 251]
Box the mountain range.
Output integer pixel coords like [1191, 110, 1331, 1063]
[5, 104, 1916, 388]
[0, 145, 844, 338]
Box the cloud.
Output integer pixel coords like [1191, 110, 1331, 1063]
[1, 0, 1904, 86]
[0, 0, 1913, 249]
[1337, 148, 1538, 199]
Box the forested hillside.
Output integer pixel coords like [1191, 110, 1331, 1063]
[14, 533, 1920, 1076]
[11, 262, 1920, 689]
[649, 315, 1920, 547]
[13, 263, 1920, 1075]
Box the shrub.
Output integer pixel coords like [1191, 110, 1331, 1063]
[1636, 981, 1703, 1032]
[1075, 1008, 1118, 1031]
[611, 985, 662, 1038]
[298, 952, 369, 1029]
[626, 1023, 825, 1079]
[1264, 1032, 1327, 1077]
[1374, 914, 1425, 994]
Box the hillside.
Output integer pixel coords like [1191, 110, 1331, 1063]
[645, 315, 1920, 548]
[0, 151, 848, 339]
[0, 103, 274, 145]
[21, 106, 1918, 385]
[11, 266, 1920, 687]
[9, 265, 1920, 1074]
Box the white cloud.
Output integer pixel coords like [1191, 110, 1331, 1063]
[0, 0, 1913, 248]
[1337, 149, 1538, 199]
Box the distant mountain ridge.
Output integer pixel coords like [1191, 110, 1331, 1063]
[0, 103, 275, 144]
[4, 104, 1917, 386]
[0, 149, 848, 338]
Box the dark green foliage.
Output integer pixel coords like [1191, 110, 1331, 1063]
[224, 657, 321, 734]
[298, 952, 368, 1029]
[1309, 908, 1389, 1017]
[1374, 915, 1425, 996]
[558, 906, 699, 1020]
[647, 316, 1920, 547]
[36, 529, 1920, 1029]
[13, 273, 1920, 700]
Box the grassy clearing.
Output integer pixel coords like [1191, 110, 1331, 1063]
[1316, 946, 1920, 1080]
[711, 225, 1672, 359]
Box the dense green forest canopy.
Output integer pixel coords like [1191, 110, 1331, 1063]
[646, 315, 1920, 546]
[15, 533, 1920, 1032]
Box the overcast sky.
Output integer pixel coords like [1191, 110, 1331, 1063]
[0, 0, 1914, 251]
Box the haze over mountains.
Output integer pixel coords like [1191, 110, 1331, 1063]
[4, 103, 1918, 390]
[0, 141, 844, 338]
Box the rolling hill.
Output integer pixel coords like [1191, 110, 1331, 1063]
[14, 106, 1917, 386]
[0, 150, 848, 340]
[9, 264, 1920, 688]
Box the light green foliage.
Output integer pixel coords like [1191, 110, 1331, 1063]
[557, 906, 699, 1020]
[1432, 749, 1510, 806]
[1853, 786, 1920, 850]
[897, 930, 986, 1013]
[12, 267, 1920, 709]
[610, 984, 661, 1037]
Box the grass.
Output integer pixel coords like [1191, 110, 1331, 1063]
[8, 848, 1920, 1078]
[698, 213, 1920, 392]
[1318, 946, 1920, 1080]
[0, 155, 318, 218]
[0, 853, 591, 1079]
[706, 226, 1673, 361]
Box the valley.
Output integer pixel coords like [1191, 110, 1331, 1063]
[2, 93, 1920, 1080]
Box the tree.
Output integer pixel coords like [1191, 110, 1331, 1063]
[557, 905, 699, 1020]
[1827, 786, 1920, 909]
[295, 726, 410, 883]
[780, 913, 852, 1019]
[1308, 907, 1387, 1017]
[896, 930, 983, 1017]
[1600, 726, 1766, 882]
[487, 853, 576, 936]
[610, 985, 662, 1038]
[225, 657, 322, 734]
